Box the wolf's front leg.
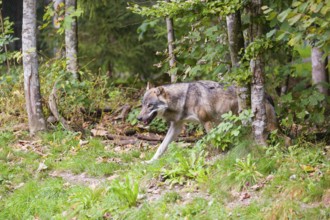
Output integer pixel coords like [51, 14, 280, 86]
[146, 121, 183, 163]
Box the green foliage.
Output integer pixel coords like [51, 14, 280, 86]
[278, 86, 326, 129]
[149, 118, 168, 134]
[198, 110, 253, 151]
[39, 58, 126, 120]
[160, 149, 209, 186]
[127, 108, 140, 126]
[77, 0, 164, 79]
[0, 179, 69, 219]
[0, 128, 329, 219]
[0, 13, 20, 66]
[179, 197, 208, 217]
[162, 191, 181, 203]
[263, 0, 330, 51]
[0, 131, 15, 147]
[42, 1, 83, 35]
[229, 154, 263, 188]
[243, 38, 275, 60]
[129, 0, 242, 18]
[130, 1, 236, 81]
[176, 18, 229, 80]
[127, 108, 168, 133]
[1, 0, 330, 218]
[109, 176, 139, 208]
[68, 186, 104, 215]
[0, 67, 26, 127]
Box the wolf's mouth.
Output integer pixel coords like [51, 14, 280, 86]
[143, 111, 157, 125]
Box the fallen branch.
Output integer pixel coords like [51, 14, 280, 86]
[177, 136, 199, 143]
[136, 134, 198, 143]
[106, 138, 160, 146]
[111, 139, 140, 146]
[106, 134, 134, 140]
[48, 80, 72, 131]
[94, 130, 198, 145]
[80, 107, 112, 118]
[135, 133, 163, 141]
[113, 104, 131, 120]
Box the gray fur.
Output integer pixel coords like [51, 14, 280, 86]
[137, 80, 277, 163]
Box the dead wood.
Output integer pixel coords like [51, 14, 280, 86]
[113, 104, 132, 120]
[177, 136, 199, 143]
[135, 133, 163, 141]
[100, 131, 198, 145]
[112, 139, 140, 146]
[48, 80, 72, 131]
[80, 107, 112, 118]
[136, 133, 198, 143]
[106, 134, 135, 140]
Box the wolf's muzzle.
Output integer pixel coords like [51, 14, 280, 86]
[137, 111, 157, 125]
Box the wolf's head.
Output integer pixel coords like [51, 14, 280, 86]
[137, 86, 168, 125]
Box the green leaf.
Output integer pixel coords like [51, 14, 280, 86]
[169, 67, 178, 76]
[288, 13, 302, 25]
[261, 5, 269, 10]
[292, 1, 302, 7]
[263, 8, 273, 14]
[310, 2, 323, 13]
[302, 17, 316, 28]
[231, 130, 240, 136]
[288, 33, 302, 46]
[205, 26, 218, 37]
[266, 29, 276, 38]
[297, 111, 306, 119]
[281, 93, 293, 103]
[277, 9, 291, 22]
[298, 2, 309, 11]
[276, 31, 288, 41]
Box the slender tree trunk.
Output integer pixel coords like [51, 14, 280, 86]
[65, 0, 79, 79]
[311, 47, 328, 96]
[165, 0, 176, 83]
[22, 0, 47, 135]
[226, 11, 248, 112]
[53, 0, 64, 28]
[249, 0, 267, 145]
[53, 0, 64, 57]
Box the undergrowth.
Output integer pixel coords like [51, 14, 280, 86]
[0, 125, 329, 219]
[0, 66, 329, 219]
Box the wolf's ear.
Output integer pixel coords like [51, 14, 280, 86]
[156, 86, 165, 96]
[146, 82, 154, 91]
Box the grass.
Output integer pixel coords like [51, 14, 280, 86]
[0, 127, 329, 219]
[1, 44, 329, 219]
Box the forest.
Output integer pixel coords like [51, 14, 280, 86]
[0, 0, 329, 219]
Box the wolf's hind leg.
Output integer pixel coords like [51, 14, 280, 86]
[146, 121, 183, 163]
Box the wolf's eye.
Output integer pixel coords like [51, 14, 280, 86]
[147, 103, 153, 108]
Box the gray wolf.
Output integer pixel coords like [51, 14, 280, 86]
[137, 80, 277, 163]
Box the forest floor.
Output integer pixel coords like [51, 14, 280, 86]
[0, 99, 330, 219]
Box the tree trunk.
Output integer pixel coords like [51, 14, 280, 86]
[165, 0, 176, 83]
[226, 11, 248, 113]
[249, 0, 267, 145]
[65, 0, 79, 79]
[53, 0, 64, 29]
[22, 0, 47, 135]
[311, 47, 329, 96]
[53, 0, 64, 57]
[250, 59, 267, 145]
